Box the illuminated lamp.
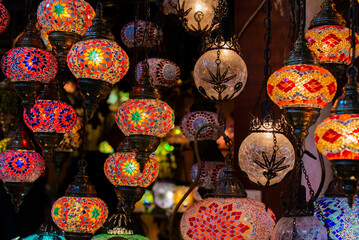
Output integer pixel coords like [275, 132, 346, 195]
[194, 35, 247, 101]
[1, 17, 58, 112]
[121, 20, 162, 49]
[0, 2, 10, 34]
[37, 0, 95, 69]
[68, 3, 129, 119]
[177, 0, 226, 35]
[116, 74, 174, 171]
[0, 123, 45, 211]
[52, 171, 108, 240]
[238, 116, 295, 187]
[153, 181, 176, 209]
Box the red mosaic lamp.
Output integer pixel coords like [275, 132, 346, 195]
[0, 2, 10, 34]
[115, 72, 174, 171]
[37, 0, 95, 69]
[1, 16, 58, 112]
[306, 0, 359, 81]
[0, 123, 45, 211]
[68, 3, 129, 119]
[267, 0, 337, 146]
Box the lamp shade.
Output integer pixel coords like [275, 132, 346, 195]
[0, 3, 10, 34]
[181, 197, 275, 239]
[315, 114, 359, 160]
[136, 58, 180, 88]
[121, 20, 162, 48]
[271, 216, 327, 239]
[238, 125, 295, 186]
[194, 48, 247, 101]
[24, 100, 77, 134]
[1, 47, 58, 83]
[67, 39, 129, 84]
[116, 99, 174, 138]
[180, 111, 220, 141]
[315, 197, 359, 239]
[267, 65, 336, 109]
[52, 196, 108, 234]
[306, 26, 359, 65]
[153, 181, 176, 209]
[104, 153, 159, 187]
[0, 150, 45, 182]
[37, 0, 95, 36]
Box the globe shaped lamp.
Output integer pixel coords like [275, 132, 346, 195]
[52, 171, 108, 240]
[153, 181, 176, 209]
[68, 4, 130, 119]
[238, 116, 295, 187]
[0, 2, 10, 34]
[121, 20, 162, 49]
[0, 123, 45, 211]
[116, 74, 174, 171]
[1, 17, 58, 112]
[177, 0, 224, 35]
[37, 0, 95, 69]
[194, 36, 248, 101]
[271, 216, 327, 239]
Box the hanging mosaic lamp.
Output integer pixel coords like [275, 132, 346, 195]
[68, 3, 130, 119]
[1, 17, 58, 112]
[314, 177, 359, 239]
[238, 116, 295, 187]
[177, 0, 226, 35]
[306, 0, 359, 81]
[52, 170, 108, 240]
[121, 20, 162, 49]
[194, 34, 248, 101]
[37, 0, 95, 69]
[0, 2, 10, 34]
[0, 123, 45, 211]
[116, 73, 174, 171]
[23, 78, 77, 162]
[267, 6, 336, 145]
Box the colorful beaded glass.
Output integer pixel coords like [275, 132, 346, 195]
[315, 197, 359, 240]
[136, 58, 180, 88]
[92, 234, 150, 240]
[2, 47, 58, 83]
[181, 197, 276, 240]
[0, 3, 10, 34]
[121, 20, 162, 48]
[116, 99, 174, 138]
[315, 114, 359, 160]
[180, 111, 220, 141]
[267, 64, 337, 108]
[52, 196, 108, 233]
[24, 100, 77, 133]
[306, 26, 359, 65]
[68, 39, 129, 84]
[37, 0, 95, 35]
[0, 150, 45, 182]
[104, 153, 158, 187]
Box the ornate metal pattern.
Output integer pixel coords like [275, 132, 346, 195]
[2, 47, 58, 83]
[116, 99, 174, 138]
[52, 196, 108, 233]
[104, 153, 158, 187]
[68, 39, 129, 84]
[0, 3, 10, 34]
[315, 114, 359, 160]
[267, 64, 337, 108]
[306, 26, 359, 65]
[121, 20, 162, 48]
[37, 0, 95, 35]
[0, 150, 45, 182]
[24, 100, 77, 133]
[181, 198, 275, 240]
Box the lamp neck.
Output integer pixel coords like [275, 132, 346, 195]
[309, 0, 346, 29]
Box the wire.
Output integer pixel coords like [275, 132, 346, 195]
[237, 0, 266, 39]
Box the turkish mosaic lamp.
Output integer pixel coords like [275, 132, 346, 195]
[0, 123, 45, 211]
[0, 2, 10, 34]
[68, 3, 129, 119]
[121, 20, 162, 48]
[1, 17, 58, 112]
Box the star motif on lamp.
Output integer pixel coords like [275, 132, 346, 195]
[253, 151, 290, 183]
[204, 65, 238, 98]
[53, 4, 65, 16]
[86, 49, 103, 65]
[124, 159, 139, 177]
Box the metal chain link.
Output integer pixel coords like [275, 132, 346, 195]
[292, 216, 298, 239]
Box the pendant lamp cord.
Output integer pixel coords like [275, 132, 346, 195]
[169, 124, 230, 240]
[78, 96, 88, 172]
